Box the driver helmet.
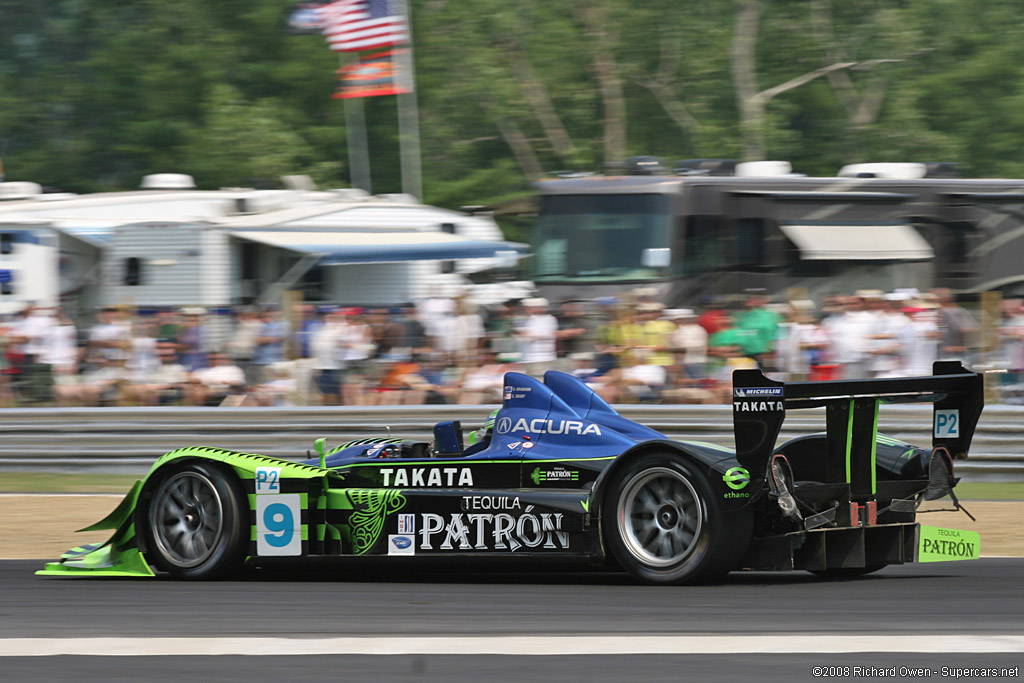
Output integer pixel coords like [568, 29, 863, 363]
[467, 409, 499, 446]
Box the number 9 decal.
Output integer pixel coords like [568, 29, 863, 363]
[263, 503, 294, 547]
[256, 494, 301, 556]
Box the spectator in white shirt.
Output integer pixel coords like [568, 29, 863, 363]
[41, 309, 80, 406]
[89, 306, 131, 362]
[665, 308, 708, 380]
[869, 293, 911, 378]
[901, 303, 941, 376]
[190, 350, 247, 406]
[312, 308, 348, 405]
[516, 297, 558, 375]
[10, 304, 54, 365]
[123, 340, 190, 406]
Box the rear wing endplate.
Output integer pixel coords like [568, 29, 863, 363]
[732, 361, 983, 496]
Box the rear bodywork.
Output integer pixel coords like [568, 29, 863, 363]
[734, 360, 983, 571]
[38, 363, 983, 578]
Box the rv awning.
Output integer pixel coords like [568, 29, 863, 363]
[779, 224, 934, 261]
[228, 229, 527, 265]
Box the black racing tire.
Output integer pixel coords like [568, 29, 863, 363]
[808, 564, 887, 579]
[138, 461, 248, 580]
[602, 452, 750, 585]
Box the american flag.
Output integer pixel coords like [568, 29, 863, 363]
[319, 0, 409, 53]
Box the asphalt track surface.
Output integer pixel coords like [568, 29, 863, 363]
[3, 559, 1022, 682]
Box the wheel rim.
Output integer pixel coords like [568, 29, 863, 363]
[149, 470, 225, 568]
[617, 467, 703, 567]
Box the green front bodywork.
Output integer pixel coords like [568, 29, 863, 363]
[37, 480, 154, 577]
[37, 447, 335, 578]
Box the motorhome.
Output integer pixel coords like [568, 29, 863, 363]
[530, 159, 1024, 305]
[0, 175, 524, 322]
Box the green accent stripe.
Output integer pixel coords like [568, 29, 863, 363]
[341, 456, 618, 468]
[870, 399, 879, 495]
[678, 440, 735, 453]
[845, 399, 854, 484]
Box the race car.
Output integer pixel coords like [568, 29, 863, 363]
[38, 361, 984, 584]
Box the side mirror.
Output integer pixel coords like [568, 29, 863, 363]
[641, 247, 671, 268]
[314, 437, 327, 468]
[433, 421, 464, 456]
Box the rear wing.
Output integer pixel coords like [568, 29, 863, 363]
[732, 361, 983, 498]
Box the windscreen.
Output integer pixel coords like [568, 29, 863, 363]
[532, 193, 672, 281]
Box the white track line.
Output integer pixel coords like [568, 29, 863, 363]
[2, 635, 1024, 657]
[0, 493, 124, 497]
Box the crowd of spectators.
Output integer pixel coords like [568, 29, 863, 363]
[0, 285, 1020, 408]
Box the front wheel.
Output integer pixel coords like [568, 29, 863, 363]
[139, 462, 248, 579]
[602, 453, 750, 585]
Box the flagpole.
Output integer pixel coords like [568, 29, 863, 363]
[342, 54, 373, 194]
[395, 0, 422, 201]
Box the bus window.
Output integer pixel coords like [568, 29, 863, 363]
[736, 218, 765, 265]
[682, 215, 723, 275]
[532, 194, 671, 281]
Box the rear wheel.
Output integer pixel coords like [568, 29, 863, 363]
[140, 462, 248, 579]
[602, 453, 749, 585]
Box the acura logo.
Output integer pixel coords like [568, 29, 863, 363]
[496, 417, 513, 434]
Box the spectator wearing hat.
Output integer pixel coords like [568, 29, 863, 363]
[825, 294, 873, 379]
[999, 299, 1024, 384]
[459, 347, 516, 404]
[484, 301, 521, 362]
[78, 353, 129, 407]
[88, 306, 131, 363]
[630, 301, 675, 371]
[451, 295, 485, 364]
[617, 347, 668, 403]
[416, 286, 456, 353]
[252, 306, 288, 381]
[393, 303, 431, 361]
[123, 339, 190, 406]
[696, 297, 728, 337]
[707, 313, 758, 402]
[251, 362, 298, 407]
[734, 291, 782, 370]
[40, 308, 80, 406]
[291, 303, 321, 360]
[776, 300, 829, 381]
[932, 288, 978, 361]
[666, 308, 708, 380]
[516, 297, 559, 376]
[900, 300, 941, 376]
[865, 293, 911, 377]
[178, 307, 209, 372]
[555, 300, 595, 362]
[225, 307, 264, 385]
[338, 307, 374, 405]
[311, 308, 348, 405]
[154, 307, 181, 347]
[125, 316, 162, 396]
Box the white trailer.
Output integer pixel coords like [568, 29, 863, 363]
[0, 176, 525, 321]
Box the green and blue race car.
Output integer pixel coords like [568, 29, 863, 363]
[39, 362, 983, 584]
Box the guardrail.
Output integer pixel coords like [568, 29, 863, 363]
[0, 404, 1021, 479]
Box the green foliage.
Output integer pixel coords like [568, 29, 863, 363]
[2, 0, 1024, 208]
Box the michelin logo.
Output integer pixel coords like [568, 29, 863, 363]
[734, 387, 783, 398]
